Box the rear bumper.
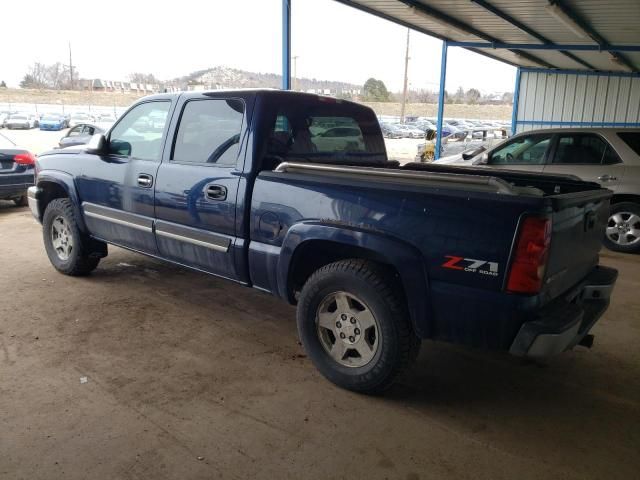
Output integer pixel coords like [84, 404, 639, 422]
[0, 183, 31, 200]
[509, 266, 618, 357]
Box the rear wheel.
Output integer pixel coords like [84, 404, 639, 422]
[604, 202, 640, 253]
[42, 198, 101, 275]
[297, 259, 420, 394]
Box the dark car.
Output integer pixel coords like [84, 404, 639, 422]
[28, 90, 616, 394]
[0, 132, 36, 205]
[58, 123, 107, 149]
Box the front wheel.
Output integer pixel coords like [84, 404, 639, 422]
[297, 259, 420, 394]
[604, 202, 640, 253]
[42, 198, 101, 275]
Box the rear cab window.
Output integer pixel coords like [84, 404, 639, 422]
[262, 95, 386, 170]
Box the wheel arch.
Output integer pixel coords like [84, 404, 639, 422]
[36, 171, 87, 232]
[610, 193, 640, 206]
[278, 223, 432, 338]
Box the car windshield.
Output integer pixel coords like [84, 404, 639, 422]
[42, 115, 59, 121]
[10, 115, 27, 120]
[0, 132, 16, 148]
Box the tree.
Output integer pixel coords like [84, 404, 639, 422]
[501, 91, 514, 104]
[129, 72, 160, 85]
[0, 80, 6, 88]
[465, 88, 481, 104]
[363, 78, 390, 102]
[20, 62, 48, 89]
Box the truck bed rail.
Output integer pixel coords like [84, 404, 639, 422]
[274, 162, 532, 196]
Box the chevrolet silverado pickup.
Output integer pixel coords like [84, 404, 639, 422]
[28, 90, 617, 393]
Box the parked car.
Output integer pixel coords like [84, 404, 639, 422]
[28, 90, 616, 394]
[58, 123, 108, 149]
[394, 124, 425, 139]
[5, 113, 38, 129]
[380, 122, 404, 139]
[0, 132, 36, 205]
[68, 113, 94, 128]
[39, 114, 67, 131]
[0, 111, 12, 128]
[435, 128, 640, 252]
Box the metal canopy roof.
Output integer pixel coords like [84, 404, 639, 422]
[334, 0, 640, 73]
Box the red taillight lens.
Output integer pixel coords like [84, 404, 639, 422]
[506, 216, 551, 294]
[14, 152, 36, 166]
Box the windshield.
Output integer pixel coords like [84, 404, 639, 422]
[10, 115, 27, 120]
[42, 115, 59, 121]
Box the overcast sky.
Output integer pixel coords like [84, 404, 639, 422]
[2, 0, 516, 93]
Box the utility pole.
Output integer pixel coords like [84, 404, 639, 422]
[68, 41, 74, 90]
[292, 55, 299, 90]
[400, 29, 410, 124]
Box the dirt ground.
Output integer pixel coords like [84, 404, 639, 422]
[1, 202, 639, 480]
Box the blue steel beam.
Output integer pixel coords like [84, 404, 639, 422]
[510, 67, 521, 135]
[470, 0, 596, 70]
[445, 41, 640, 52]
[435, 40, 448, 161]
[282, 0, 291, 90]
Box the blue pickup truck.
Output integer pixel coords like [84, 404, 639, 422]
[28, 90, 617, 393]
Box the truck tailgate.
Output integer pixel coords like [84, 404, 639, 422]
[542, 190, 612, 300]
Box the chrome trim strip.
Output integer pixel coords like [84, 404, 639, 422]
[84, 210, 153, 233]
[155, 229, 229, 252]
[274, 162, 517, 195]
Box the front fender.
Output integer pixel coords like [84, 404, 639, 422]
[36, 170, 87, 232]
[278, 222, 433, 338]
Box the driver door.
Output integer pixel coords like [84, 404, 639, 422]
[76, 100, 173, 254]
[483, 133, 551, 173]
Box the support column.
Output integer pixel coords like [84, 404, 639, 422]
[435, 40, 448, 160]
[511, 67, 521, 135]
[282, 0, 291, 90]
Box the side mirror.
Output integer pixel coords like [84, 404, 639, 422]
[86, 134, 106, 154]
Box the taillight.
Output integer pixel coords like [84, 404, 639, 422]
[506, 216, 552, 294]
[14, 152, 36, 166]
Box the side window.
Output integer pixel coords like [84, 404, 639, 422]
[553, 134, 620, 165]
[68, 126, 83, 137]
[108, 101, 171, 161]
[489, 134, 551, 165]
[172, 98, 244, 166]
[618, 131, 640, 157]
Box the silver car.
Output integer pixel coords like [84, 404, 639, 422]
[435, 128, 640, 253]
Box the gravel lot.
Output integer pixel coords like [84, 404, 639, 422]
[1, 202, 639, 480]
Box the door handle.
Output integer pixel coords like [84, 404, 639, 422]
[597, 174, 617, 182]
[137, 174, 153, 188]
[205, 184, 227, 201]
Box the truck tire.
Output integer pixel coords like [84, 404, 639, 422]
[42, 198, 101, 276]
[297, 259, 420, 394]
[604, 202, 640, 253]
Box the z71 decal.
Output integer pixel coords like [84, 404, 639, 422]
[442, 256, 499, 277]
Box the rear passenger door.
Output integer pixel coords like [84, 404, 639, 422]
[153, 96, 247, 281]
[483, 133, 551, 173]
[543, 133, 624, 190]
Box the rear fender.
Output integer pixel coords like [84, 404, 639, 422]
[278, 222, 432, 338]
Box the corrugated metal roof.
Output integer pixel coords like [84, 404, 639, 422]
[335, 0, 640, 72]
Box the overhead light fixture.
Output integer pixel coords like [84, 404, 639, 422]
[407, 6, 470, 37]
[545, 3, 589, 40]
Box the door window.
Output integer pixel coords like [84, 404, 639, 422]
[172, 98, 245, 166]
[553, 133, 621, 165]
[617, 131, 640, 157]
[67, 126, 84, 137]
[488, 134, 551, 165]
[108, 101, 171, 161]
